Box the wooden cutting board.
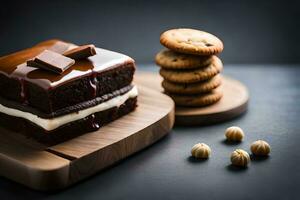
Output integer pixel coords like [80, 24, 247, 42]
[0, 85, 174, 191]
[135, 71, 249, 126]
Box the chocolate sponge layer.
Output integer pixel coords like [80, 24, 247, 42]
[0, 97, 137, 145]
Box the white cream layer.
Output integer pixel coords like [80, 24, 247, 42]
[0, 86, 138, 131]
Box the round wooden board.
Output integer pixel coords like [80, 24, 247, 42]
[135, 71, 249, 126]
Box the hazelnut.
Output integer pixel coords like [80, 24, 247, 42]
[230, 149, 250, 167]
[191, 143, 211, 159]
[250, 140, 271, 156]
[225, 126, 244, 142]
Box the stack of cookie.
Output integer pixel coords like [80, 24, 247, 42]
[155, 28, 224, 107]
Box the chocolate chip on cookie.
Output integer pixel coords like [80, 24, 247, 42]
[155, 49, 212, 69]
[159, 56, 223, 83]
[160, 28, 224, 55]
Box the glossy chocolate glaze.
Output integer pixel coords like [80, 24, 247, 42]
[0, 40, 134, 90]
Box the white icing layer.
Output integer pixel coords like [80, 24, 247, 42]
[0, 86, 138, 131]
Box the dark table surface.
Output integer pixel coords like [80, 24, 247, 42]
[0, 64, 299, 200]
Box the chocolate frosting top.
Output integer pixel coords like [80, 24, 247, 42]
[0, 40, 134, 89]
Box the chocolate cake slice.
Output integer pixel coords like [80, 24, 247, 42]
[0, 40, 138, 145]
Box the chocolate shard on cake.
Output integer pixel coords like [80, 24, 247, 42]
[63, 44, 96, 60]
[27, 50, 75, 74]
[0, 40, 138, 145]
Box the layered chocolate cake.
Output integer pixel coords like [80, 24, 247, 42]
[0, 40, 138, 145]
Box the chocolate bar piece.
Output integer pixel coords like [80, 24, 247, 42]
[27, 50, 75, 74]
[63, 44, 96, 60]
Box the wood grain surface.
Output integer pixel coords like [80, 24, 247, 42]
[0, 85, 175, 191]
[135, 72, 249, 126]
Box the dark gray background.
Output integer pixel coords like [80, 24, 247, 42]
[0, 1, 300, 200]
[0, 0, 299, 64]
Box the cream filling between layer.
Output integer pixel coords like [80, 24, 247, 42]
[0, 85, 138, 131]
